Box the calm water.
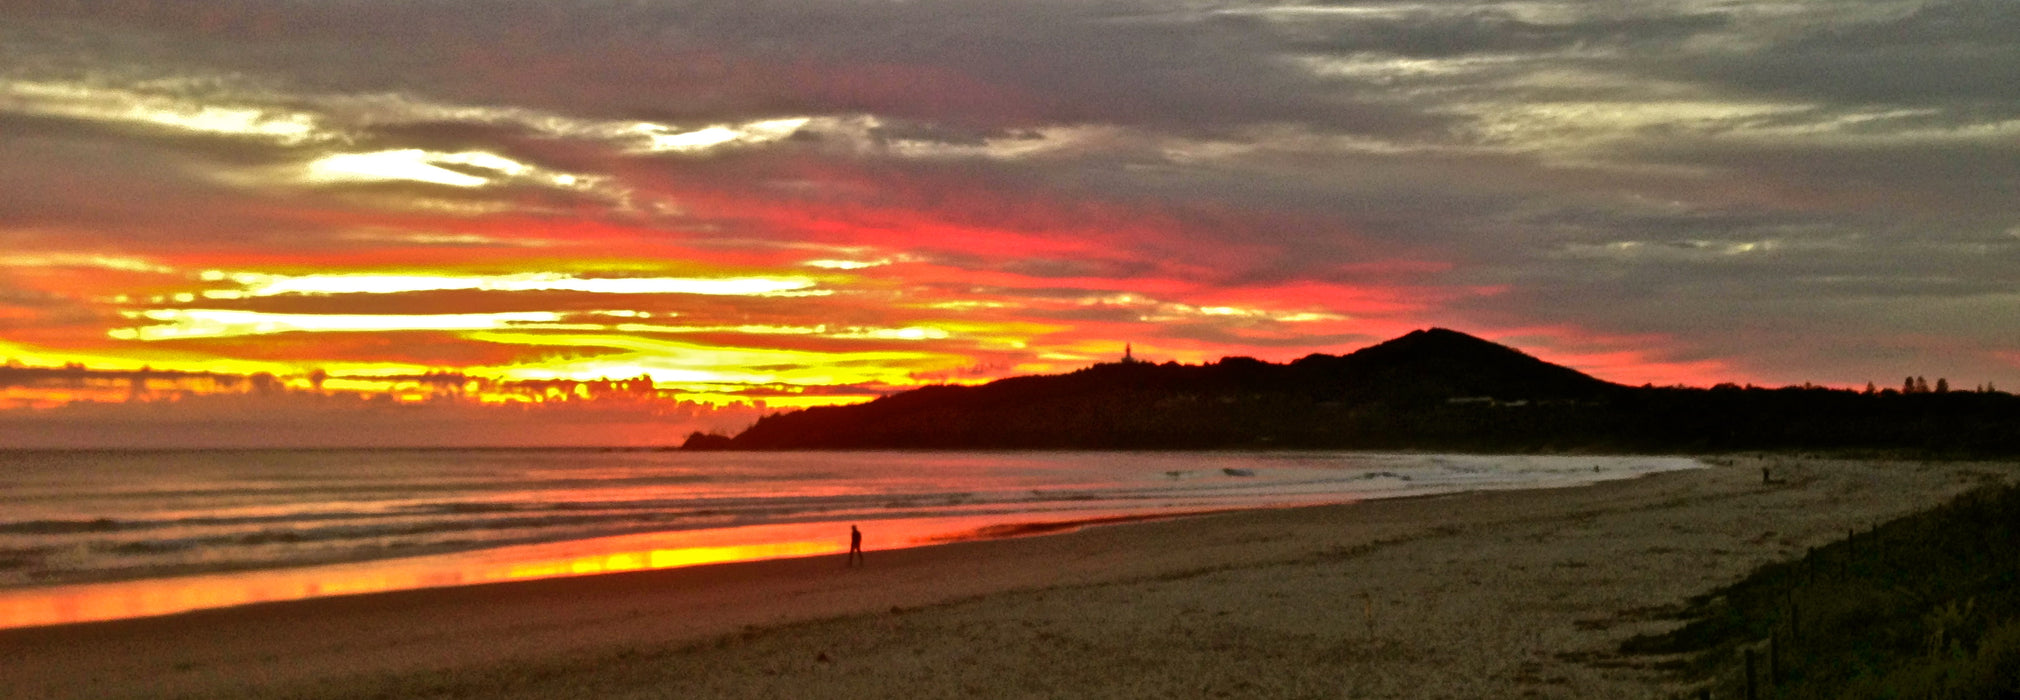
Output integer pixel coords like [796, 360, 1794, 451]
[0, 449, 1700, 628]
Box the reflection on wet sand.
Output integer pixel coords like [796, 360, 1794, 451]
[0, 512, 1147, 630]
[1, 453, 1703, 631]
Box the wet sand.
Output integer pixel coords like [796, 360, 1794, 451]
[2, 456, 2006, 699]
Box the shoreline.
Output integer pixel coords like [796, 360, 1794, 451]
[3, 456, 2003, 698]
[0, 453, 1694, 630]
[0, 508, 1236, 632]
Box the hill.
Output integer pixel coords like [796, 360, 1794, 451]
[693, 328, 2020, 454]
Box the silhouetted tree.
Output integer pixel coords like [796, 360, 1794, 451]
[680, 431, 735, 450]
[1936, 378, 1950, 394]
[250, 372, 281, 395]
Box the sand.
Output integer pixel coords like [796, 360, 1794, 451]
[2, 456, 2009, 699]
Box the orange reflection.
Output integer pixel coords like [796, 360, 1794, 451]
[0, 512, 1149, 630]
[499, 541, 837, 580]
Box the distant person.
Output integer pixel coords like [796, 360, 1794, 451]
[847, 525, 865, 567]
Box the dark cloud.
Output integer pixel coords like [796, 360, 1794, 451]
[0, 0, 1435, 134]
[1283, 7, 1730, 57]
[0, 127, 294, 244]
[1625, 137, 2020, 218]
[1812, 0, 2020, 47]
[1670, 0, 2020, 104]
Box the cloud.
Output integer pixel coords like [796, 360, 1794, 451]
[110, 309, 569, 341]
[0, 79, 327, 145]
[198, 271, 821, 299]
[3, 0, 1432, 133]
[1266, 5, 1731, 58]
[1, 0, 2017, 421]
[1674, 0, 2020, 104]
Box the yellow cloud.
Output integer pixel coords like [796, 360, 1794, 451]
[469, 331, 958, 386]
[111, 310, 568, 341]
[200, 271, 821, 298]
[298, 149, 593, 190]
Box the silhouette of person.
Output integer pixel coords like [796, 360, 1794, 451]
[847, 525, 865, 567]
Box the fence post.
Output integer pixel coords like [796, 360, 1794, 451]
[1745, 647, 1759, 700]
[1362, 593, 1374, 639]
[1770, 630, 1781, 685]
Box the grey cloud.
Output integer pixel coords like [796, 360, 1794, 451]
[1626, 137, 2020, 219]
[1, 0, 1438, 136]
[1492, 197, 2014, 290]
[1280, 7, 1730, 58]
[1468, 278, 2020, 387]
[862, 120, 1027, 148]
[1790, 0, 2020, 50]
[0, 128, 287, 243]
[0, 111, 303, 167]
[355, 121, 554, 156]
[1451, 203, 2020, 379]
[1669, 0, 2020, 104]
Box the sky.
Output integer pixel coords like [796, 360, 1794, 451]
[1, 0, 2016, 444]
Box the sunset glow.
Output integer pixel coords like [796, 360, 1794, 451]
[0, 524, 848, 629]
[0, 513, 1143, 629]
[200, 272, 821, 299]
[2, 0, 2013, 445]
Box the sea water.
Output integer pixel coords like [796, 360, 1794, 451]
[0, 449, 1699, 628]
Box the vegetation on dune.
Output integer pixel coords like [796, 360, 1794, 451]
[1624, 480, 2020, 698]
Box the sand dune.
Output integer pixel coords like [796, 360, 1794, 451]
[2, 456, 2004, 699]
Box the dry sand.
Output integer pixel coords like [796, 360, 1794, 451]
[2, 456, 2009, 699]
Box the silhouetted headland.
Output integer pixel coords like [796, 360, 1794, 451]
[687, 328, 2020, 455]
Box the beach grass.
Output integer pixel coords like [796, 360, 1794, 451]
[1623, 475, 2020, 698]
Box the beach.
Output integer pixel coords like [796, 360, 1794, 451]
[2, 456, 2005, 699]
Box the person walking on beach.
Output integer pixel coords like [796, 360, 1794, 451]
[847, 525, 865, 567]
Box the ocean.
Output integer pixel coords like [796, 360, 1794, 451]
[0, 449, 1700, 628]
